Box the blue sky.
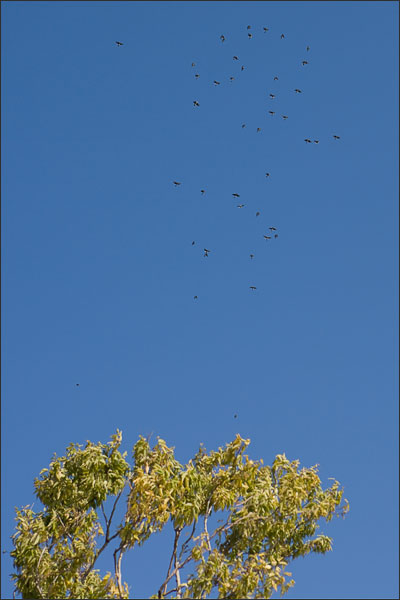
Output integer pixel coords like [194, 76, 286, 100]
[1, 1, 398, 598]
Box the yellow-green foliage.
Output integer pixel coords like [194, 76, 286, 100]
[10, 431, 349, 599]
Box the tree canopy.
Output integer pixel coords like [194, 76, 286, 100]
[10, 431, 349, 599]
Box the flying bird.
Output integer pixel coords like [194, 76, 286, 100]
[241, 123, 246, 128]
[257, 127, 261, 132]
[304, 138, 312, 143]
[263, 235, 271, 240]
[314, 140, 319, 144]
[294, 88, 302, 93]
[302, 60, 308, 65]
[191, 62, 196, 67]
[194, 296, 198, 300]
[280, 33, 285, 39]
[306, 45, 310, 51]
[268, 111, 275, 115]
[256, 212, 260, 217]
[248, 33, 253, 39]
[273, 76, 279, 80]
[237, 204, 245, 208]
[232, 193, 240, 198]
[241, 65, 245, 71]
[76, 383, 80, 387]
[282, 115, 288, 119]
[220, 35, 225, 42]
[333, 135, 341, 139]
[204, 248, 210, 257]
[193, 100, 200, 107]
[265, 172, 270, 177]
[200, 189, 205, 195]
[115, 41, 124, 46]
[192, 241, 195, 245]
[213, 80, 220, 85]
[269, 94, 276, 98]
[263, 27, 269, 32]
[229, 77, 235, 81]
[234, 413, 238, 418]
[233, 55, 239, 60]
[173, 181, 181, 186]
[195, 74, 200, 79]
[250, 254, 254, 259]
[247, 25, 251, 30]
[269, 227, 277, 231]
[249, 286, 257, 290]
[274, 234, 278, 238]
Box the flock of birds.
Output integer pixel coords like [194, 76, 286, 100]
[114, 30, 341, 300]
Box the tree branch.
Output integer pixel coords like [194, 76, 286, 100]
[178, 520, 197, 562]
[159, 527, 183, 599]
[113, 542, 127, 599]
[82, 489, 125, 581]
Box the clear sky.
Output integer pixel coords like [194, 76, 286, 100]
[1, 1, 398, 599]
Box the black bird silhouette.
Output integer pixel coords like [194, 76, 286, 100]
[232, 193, 240, 198]
[304, 138, 312, 143]
[294, 88, 302, 93]
[76, 383, 80, 387]
[241, 123, 246, 128]
[229, 77, 235, 81]
[250, 254, 254, 259]
[249, 286, 257, 290]
[282, 115, 288, 119]
[204, 248, 210, 257]
[306, 45, 310, 51]
[173, 181, 181, 186]
[241, 65, 245, 71]
[115, 41, 124, 46]
[269, 94, 276, 98]
[194, 296, 198, 299]
[193, 100, 200, 107]
[257, 127, 261, 132]
[265, 172, 270, 177]
[201, 189, 205, 195]
[273, 76, 279, 80]
[333, 135, 341, 140]
[192, 241, 195, 245]
[247, 25, 251, 30]
[195, 74, 200, 79]
[237, 204, 245, 208]
[263, 27, 269, 32]
[213, 80, 220, 85]
[274, 234, 278, 238]
[256, 212, 260, 217]
[191, 62, 196, 67]
[233, 55, 239, 60]
[263, 235, 271, 240]
[302, 60, 308, 66]
[248, 33, 253, 39]
[220, 35, 225, 42]
[314, 140, 319, 144]
[234, 413, 238, 418]
[268, 111, 275, 115]
[269, 227, 277, 231]
[281, 33, 285, 39]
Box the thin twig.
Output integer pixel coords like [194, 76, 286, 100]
[178, 521, 196, 562]
[106, 490, 124, 542]
[159, 553, 193, 592]
[173, 528, 183, 598]
[160, 527, 182, 598]
[82, 490, 125, 580]
[113, 543, 127, 599]
[203, 502, 212, 552]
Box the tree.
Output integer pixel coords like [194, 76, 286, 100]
[10, 431, 349, 599]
